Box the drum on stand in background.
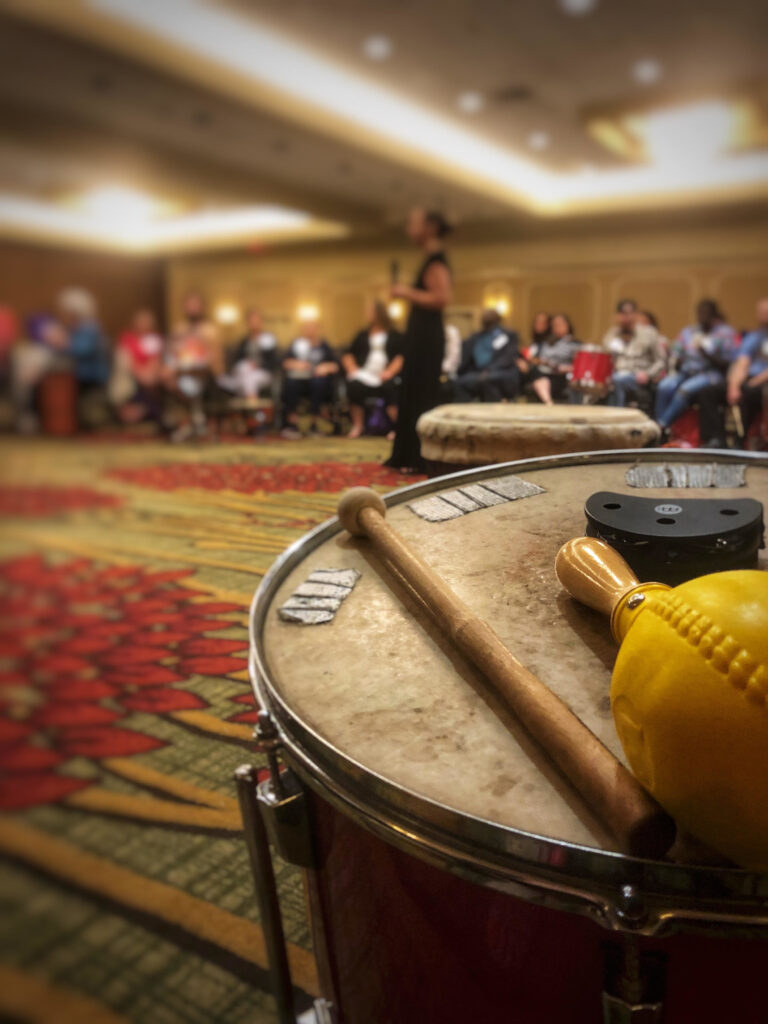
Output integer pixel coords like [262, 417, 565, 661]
[571, 347, 614, 401]
[246, 449, 768, 1024]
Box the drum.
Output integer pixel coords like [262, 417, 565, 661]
[571, 347, 614, 398]
[250, 449, 768, 1024]
[417, 402, 659, 470]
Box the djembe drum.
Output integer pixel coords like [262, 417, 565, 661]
[244, 449, 768, 1024]
[417, 403, 658, 472]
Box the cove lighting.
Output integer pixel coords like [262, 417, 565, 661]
[85, 0, 768, 213]
[0, 193, 345, 253]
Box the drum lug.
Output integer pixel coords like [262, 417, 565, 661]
[254, 710, 316, 870]
[602, 934, 666, 1024]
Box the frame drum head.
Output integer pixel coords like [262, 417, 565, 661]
[252, 451, 768, 930]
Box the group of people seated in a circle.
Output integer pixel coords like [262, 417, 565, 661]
[3, 286, 767, 451]
[448, 296, 768, 448]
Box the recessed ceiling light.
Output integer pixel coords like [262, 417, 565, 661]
[457, 90, 484, 115]
[558, 0, 597, 16]
[528, 131, 551, 151]
[632, 58, 662, 85]
[363, 35, 392, 61]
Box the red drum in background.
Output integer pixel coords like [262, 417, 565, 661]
[39, 370, 77, 436]
[571, 347, 613, 398]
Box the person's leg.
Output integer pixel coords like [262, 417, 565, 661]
[608, 371, 637, 407]
[532, 375, 552, 405]
[281, 376, 306, 435]
[309, 376, 334, 422]
[483, 370, 520, 402]
[740, 381, 765, 435]
[695, 382, 727, 447]
[658, 372, 718, 430]
[346, 379, 366, 438]
[453, 372, 484, 402]
[654, 373, 683, 425]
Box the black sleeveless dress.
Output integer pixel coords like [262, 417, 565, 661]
[385, 250, 450, 472]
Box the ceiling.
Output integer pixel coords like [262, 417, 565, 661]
[0, 0, 766, 253]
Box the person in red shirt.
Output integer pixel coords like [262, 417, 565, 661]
[113, 309, 165, 425]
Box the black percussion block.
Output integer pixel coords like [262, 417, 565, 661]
[585, 491, 765, 586]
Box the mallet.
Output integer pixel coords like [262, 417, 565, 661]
[338, 487, 675, 859]
[556, 535, 768, 869]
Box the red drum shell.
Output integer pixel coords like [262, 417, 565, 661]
[571, 348, 613, 391]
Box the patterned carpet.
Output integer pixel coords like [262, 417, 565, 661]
[0, 433, 418, 1024]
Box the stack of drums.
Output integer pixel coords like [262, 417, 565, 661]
[251, 449, 768, 1024]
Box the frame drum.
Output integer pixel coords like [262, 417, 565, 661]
[250, 450, 768, 1024]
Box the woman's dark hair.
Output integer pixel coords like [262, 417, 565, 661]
[424, 210, 453, 239]
[641, 310, 659, 329]
[552, 312, 574, 336]
[531, 311, 551, 345]
[697, 298, 724, 322]
[371, 300, 392, 331]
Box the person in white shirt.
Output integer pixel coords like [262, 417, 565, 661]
[218, 308, 277, 398]
[342, 302, 404, 439]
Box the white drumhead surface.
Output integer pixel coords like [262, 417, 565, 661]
[262, 460, 768, 853]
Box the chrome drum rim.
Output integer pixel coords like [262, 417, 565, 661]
[249, 449, 768, 936]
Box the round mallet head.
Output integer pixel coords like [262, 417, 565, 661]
[337, 487, 387, 536]
[611, 569, 768, 868]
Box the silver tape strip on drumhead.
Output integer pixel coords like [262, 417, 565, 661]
[625, 463, 746, 489]
[279, 568, 361, 625]
[407, 474, 545, 522]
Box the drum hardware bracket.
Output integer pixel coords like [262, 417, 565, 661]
[602, 932, 666, 1024]
[235, 710, 325, 1024]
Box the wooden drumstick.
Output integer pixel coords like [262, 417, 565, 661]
[338, 488, 676, 860]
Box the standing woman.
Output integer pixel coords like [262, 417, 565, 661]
[384, 208, 453, 472]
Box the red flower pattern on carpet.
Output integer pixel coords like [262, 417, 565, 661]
[0, 486, 122, 517]
[0, 555, 248, 810]
[107, 461, 423, 494]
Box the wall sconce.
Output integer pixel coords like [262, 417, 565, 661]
[215, 302, 240, 325]
[482, 289, 512, 318]
[387, 299, 406, 321]
[296, 302, 320, 322]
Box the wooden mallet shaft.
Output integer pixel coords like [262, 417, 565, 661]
[338, 488, 675, 859]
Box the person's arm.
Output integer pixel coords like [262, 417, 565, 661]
[314, 343, 339, 376]
[343, 332, 365, 377]
[456, 337, 474, 376]
[645, 332, 667, 382]
[492, 331, 520, 371]
[380, 354, 404, 381]
[391, 260, 452, 310]
[727, 354, 751, 404]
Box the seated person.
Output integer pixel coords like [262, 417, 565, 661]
[57, 288, 110, 418]
[113, 309, 165, 425]
[218, 308, 278, 399]
[280, 320, 339, 439]
[453, 309, 523, 402]
[342, 302, 403, 439]
[727, 297, 768, 437]
[10, 315, 69, 433]
[655, 299, 738, 445]
[524, 313, 580, 404]
[603, 299, 666, 406]
[166, 291, 221, 441]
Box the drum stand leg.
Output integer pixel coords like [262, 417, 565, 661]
[235, 710, 337, 1024]
[235, 763, 297, 1024]
[602, 934, 666, 1024]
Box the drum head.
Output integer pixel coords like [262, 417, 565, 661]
[251, 450, 768, 930]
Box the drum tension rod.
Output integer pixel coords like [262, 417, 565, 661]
[235, 710, 333, 1024]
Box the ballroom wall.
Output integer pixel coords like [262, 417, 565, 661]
[167, 218, 768, 347]
[0, 242, 166, 336]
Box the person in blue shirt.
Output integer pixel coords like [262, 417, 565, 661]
[654, 299, 738, 443]
[57, 288, 110, 388]
[727, 298, 768, 437]
[453, 309, 523, 402]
